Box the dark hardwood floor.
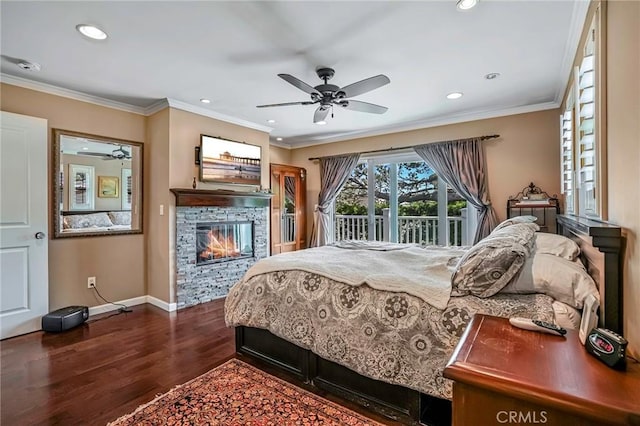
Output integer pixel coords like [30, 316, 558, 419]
[1, 299, 403, 425]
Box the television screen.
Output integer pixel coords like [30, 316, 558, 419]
[200, 135, 261, 186]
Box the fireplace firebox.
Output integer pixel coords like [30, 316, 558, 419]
[196, 221, 254, 265]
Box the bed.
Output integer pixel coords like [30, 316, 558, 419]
[225, 214, 623, 425]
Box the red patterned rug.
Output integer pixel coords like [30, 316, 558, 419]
[108, 358, 383, 425]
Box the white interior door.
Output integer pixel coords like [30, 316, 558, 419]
[0, 111, 49, 339]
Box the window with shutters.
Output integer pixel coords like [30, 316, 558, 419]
[560, 87, 575, 215]
[560, 1, 606, 219]
[68, 164, 94, 210]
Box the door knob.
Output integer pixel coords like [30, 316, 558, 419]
[35, 232, 46, 239]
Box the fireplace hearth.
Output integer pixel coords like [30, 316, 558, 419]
[196, 221, 254, 265]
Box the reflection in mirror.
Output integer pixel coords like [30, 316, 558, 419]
[283, 175, 296, 243]
[53, 129, 143, 238]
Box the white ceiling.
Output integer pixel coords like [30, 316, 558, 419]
[1, 1, 588, 148]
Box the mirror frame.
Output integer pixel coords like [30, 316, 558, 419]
[52, 129, 144, 239]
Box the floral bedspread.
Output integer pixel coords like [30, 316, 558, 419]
[225, 269, 555, 400]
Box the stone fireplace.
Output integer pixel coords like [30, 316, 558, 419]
[172, 189, 271, 309]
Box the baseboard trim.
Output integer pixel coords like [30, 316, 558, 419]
[88, 296, 148, 316]
[88, 295, 177, 317]
[146, 295, 177, 312]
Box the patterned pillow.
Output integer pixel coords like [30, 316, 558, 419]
[490, 222, 539, 249]
[108, 211, 131, 226]
[492, 215, 538, 233]
[64, 213, 114, 229]
[452, 223, 537, 298]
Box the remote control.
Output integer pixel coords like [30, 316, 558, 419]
[509, 317, 567, 336]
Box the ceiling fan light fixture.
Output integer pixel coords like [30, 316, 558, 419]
[446, 92, 464, 100]
[456, 0, 479, 11]
[76, 24, 108, 40]
[316, 120, 327, 126]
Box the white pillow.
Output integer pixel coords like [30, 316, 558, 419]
[535, 233, 580, 260]
[492, 215, 538, 233]
[108, 211, 131, 226]
[64, 212, 114, 229]
[552, 301, 582, 329]
[500, 253, 598, 309]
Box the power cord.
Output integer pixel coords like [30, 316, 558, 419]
[91, 284, 133, 313]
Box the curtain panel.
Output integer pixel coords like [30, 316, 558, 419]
[310, 153, 361, 247]
[413, 138, 498, 243]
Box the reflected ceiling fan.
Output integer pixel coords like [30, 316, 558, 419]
[257, 67, 390, 124]
[83, 146, 131, 160]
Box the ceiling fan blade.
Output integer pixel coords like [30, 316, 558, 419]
[313, 106, 330, 123]
[339, 74, 390, 98]
[82, 152, 109, 157]
[340, 100, 388, 114]
[278, 74, 321, 95]
[257, 101, 316, 108]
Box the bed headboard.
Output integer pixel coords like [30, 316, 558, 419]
[556, 214, 623, 333]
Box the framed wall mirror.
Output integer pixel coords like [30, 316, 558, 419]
[52, 129, 143, 238]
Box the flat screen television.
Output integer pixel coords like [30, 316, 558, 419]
[199, 134, 261, 186]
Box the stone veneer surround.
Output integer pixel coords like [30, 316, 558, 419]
[175, 206, 268, 309]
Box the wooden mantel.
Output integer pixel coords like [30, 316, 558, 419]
[170, 188, 272, 208]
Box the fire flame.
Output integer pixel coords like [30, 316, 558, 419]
[199, 230, 241, 260]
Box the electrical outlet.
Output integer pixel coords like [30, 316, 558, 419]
[87, 276, 96, 289]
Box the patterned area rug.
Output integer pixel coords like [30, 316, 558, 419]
[108, 358, 383, 425]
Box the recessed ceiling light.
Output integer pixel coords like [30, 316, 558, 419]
[76, 24, 108, 40]
[200, 98, 211, 104]
[456, 0, 479, 11]
[485, 72, 501, 80]
[17, 61, 41, 72]
[276, 137, 283, 141]
[446, 92, 463, 100]
[267, 119, 276, 124]
[82, 147, 89, 150]
[316, 121, 327, 125]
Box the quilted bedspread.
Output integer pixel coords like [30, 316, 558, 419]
[225, 267, 555, 400]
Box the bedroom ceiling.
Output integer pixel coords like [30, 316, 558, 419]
[0, 1, 588, 147]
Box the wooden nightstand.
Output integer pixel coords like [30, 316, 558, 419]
[444, 314, 640, 425]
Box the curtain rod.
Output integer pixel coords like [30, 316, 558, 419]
[307, 134, 500, 161]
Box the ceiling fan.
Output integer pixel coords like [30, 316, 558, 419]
[257, 67, 390, 124]
[83, 146, 131, 160]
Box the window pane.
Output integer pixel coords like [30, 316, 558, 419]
[335, 163, 370, 241]
[336, 160, 469, 246]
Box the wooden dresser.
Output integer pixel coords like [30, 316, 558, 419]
[444, 315, 640, 425]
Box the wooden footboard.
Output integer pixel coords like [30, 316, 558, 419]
[236, 326, 451, 426]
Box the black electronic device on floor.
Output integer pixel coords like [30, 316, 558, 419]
[42, 306, 89, 332]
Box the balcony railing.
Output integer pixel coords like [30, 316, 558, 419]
[335, 212, 466, 246]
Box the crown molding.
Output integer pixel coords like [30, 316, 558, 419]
[288, 101, 560, 149]
[2, 73, 560, 148]
[1, 74, 272, 133]
[144, 99, 170, 116]
[555, 0, 590, 104]
[1, 73, 148, 115]
[165, 98, 272, 133]
[268, 140, 292, 149]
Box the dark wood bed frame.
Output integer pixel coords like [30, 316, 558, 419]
[235, 214, 624, 425]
